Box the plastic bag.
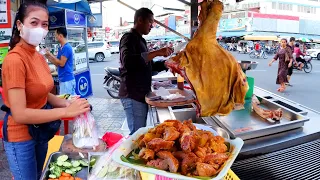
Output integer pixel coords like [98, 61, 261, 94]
[73, 112, 99, 149]
[88, 136, 140, 180]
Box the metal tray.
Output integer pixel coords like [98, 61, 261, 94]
[212, 96, 310, 140]
[40, 152, 88, 180]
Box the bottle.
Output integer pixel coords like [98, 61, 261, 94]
[177, 74, 184, 90]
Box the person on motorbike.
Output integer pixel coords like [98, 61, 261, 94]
[255, 42, 261, 54]
[119, 8, 173, 135]
[294, 43, 305, 70]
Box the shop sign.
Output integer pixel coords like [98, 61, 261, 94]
[218, 18, 250, 32]
[49, 10, 65, 28]
[0, 28, 11, 44]
[75, 70, 93, 98]
[0, 0, 11, 28]
[0, 47, 8, 64]
[66, 10, 86, 27]
[74, 52, 88, 71]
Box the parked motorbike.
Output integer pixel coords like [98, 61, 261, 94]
[293, 55, 313, 73]
[249, 50, 268, 59]
[103, 67, 121, 99]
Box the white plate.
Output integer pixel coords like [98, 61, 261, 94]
[112, 124, 244, 180]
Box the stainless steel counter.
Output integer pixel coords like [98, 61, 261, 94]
[152, 87, 320, 159]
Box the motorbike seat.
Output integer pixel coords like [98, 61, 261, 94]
[107, 67, 120, 76]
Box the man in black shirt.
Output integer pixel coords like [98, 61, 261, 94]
[119, 8, 173, 135]
[287, 37, 295, 86]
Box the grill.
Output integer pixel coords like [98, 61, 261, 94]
[231, 139, 320, 180]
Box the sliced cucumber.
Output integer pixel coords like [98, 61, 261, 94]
[49, 174, 57, 179]
[75, 166, 82, 171]
[72, 161, 81, 167]
[79, 159, 89, 166]
[70, 167, 78, 172]
[62, 161, 72, 167]
[57, 161, 64, 166]
[57, 155, 69, 162]
[65, 169, 74, 174]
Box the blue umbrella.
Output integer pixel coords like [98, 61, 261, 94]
[47, 0, 93, 15]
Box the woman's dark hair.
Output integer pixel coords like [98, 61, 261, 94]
[9, 2, 48, 50]
[295, 43, 300, 47]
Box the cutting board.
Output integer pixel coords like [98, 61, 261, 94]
[60, 135, 106, 158]
[146, 89, 195, 108]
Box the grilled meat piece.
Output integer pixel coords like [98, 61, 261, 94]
[147, 138, 175, 152]
[163, 126, 180, 141]
[147, 159, 168, 170]
[180, 131, 196, 152]
[138, 148, 155, 161]
[204, 153, 229, 165]
[196, 162, 218, 177]
[157, 151, 179, 173]
[165, 0, 248, 117]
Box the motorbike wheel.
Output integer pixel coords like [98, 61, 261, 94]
[106, 78, 120, 99]
[249, 52, 255, 59]
[303, 62, 312, 73]
[263, 53, 268, 59]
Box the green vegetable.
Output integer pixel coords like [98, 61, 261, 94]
[75, 167, 82, 171]
[57, 155, 68, 162]
[49, 174, 57, 178]
[57, 161, 63, 166]
[72, 161, 81, 167]
[90, 158, 97, 167]
[65, 169, 74, 174]
[62, 161, 72, 168]
[79, 159, 89, 166]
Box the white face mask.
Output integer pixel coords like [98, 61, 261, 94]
[19, 24, 48, 47]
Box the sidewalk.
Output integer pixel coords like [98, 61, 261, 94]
[0, 97, 128, 179]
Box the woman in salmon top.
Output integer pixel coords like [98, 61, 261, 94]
[1, 2, 90, 179]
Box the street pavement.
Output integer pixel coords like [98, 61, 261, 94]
[90, 52, 320, 112]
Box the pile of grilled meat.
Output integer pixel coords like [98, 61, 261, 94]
[135, 120, 230, 177]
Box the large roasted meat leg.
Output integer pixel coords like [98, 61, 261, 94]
[166, 0, 248, 117]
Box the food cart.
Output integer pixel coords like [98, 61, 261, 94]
[41, 0, 320, 180]
[43, 0, 93, 98]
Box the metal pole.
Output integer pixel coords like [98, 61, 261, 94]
[190, 0, 198, 37]
[117, 0, 190, 41]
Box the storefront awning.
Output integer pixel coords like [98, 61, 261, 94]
[47, 0, 93, 15]
[244, 35, 278, 41]
[216, 31, 251, 38]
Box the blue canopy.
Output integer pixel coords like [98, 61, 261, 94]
[47, 0, 92, 15]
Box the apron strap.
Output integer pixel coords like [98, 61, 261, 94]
[2, 110, 11, 142]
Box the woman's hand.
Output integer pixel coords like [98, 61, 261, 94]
[268, 62, 272, 66]
[288, 62, 292, 68]
[63, 98, 90, 118]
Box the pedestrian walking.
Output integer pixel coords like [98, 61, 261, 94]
[268, 38, 293, 92]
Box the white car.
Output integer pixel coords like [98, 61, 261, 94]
[107, 40, 120, 54]
[76, 42, 111, 62]
[306, 48, 320, 60]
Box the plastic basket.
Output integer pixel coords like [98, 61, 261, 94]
[224, 169, 240, 180]
[140, 169, 240, 180]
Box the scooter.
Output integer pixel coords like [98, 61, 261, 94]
[249, 49, 268, 59]
[103, 67, 121, 99]
[293, 55, 313, 73]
